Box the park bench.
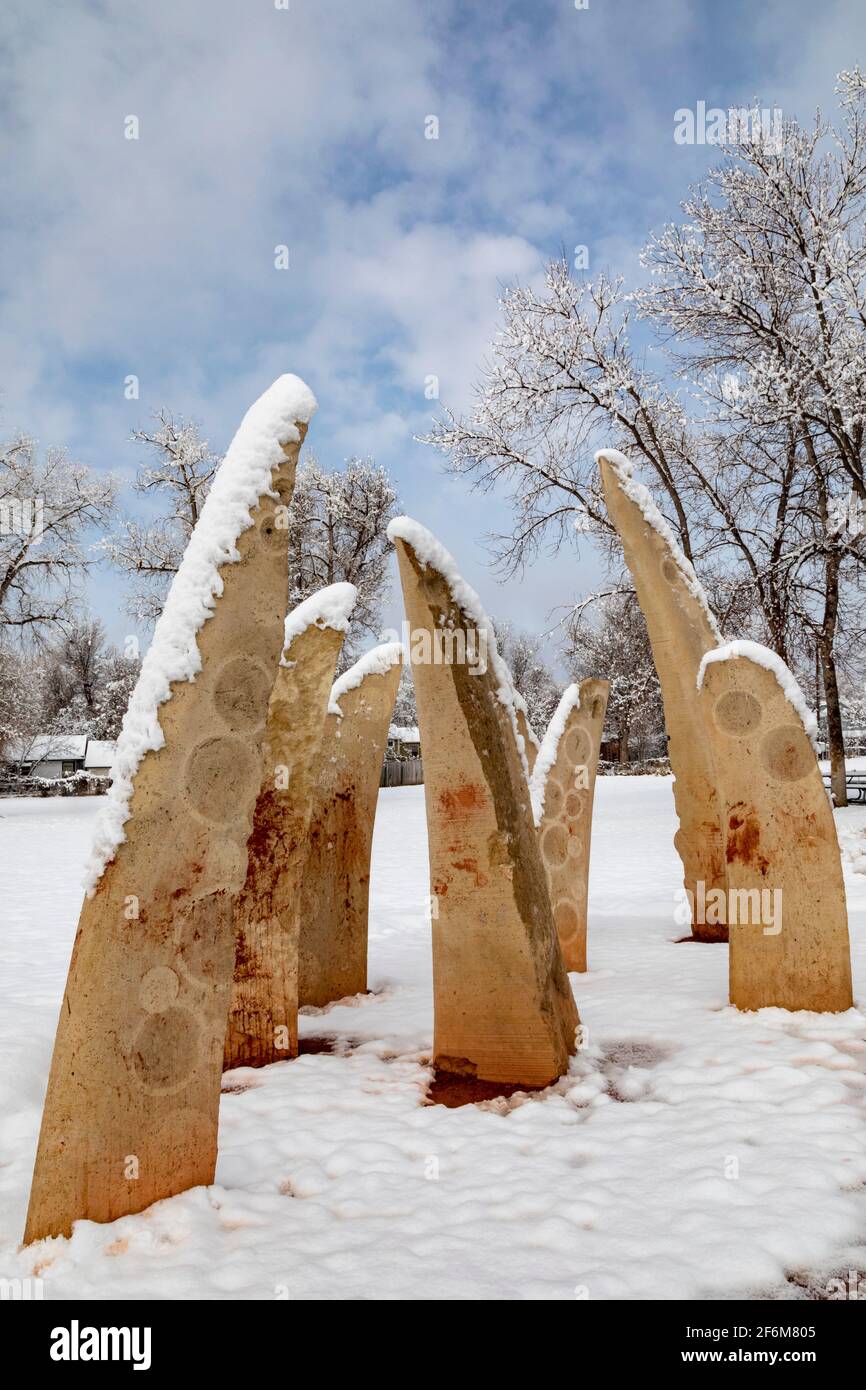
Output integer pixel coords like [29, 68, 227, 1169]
[822, 769, 866, 802]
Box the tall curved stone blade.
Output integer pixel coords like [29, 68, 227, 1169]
[297, 643, 403, 1008]
[225, 584, 357, 1069]
[597, 448, 727, 943]
[531, 679, 609, 972]
[388, 516, 579, 1088]
[514, 696, 540, 777]
[697, 642, 853, 1012]
[24, 375, 316, 1244]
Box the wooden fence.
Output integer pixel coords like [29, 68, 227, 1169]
[380, 757, 424, 788]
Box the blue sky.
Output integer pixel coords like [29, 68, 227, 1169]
[1, 0, 863, 666]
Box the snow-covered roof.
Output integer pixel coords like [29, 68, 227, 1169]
[84, 740, 117, 770]
[20, 734, 88, 763]
[389, 725, 420, 742]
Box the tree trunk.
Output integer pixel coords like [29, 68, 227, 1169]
[618, 724, 630, 765]
[818, 547, 847, 808]
[821, 638, 848, 807]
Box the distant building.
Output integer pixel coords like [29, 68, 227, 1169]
[84, 741, 117, 777]
[6, 735, 116, 780]
[14, 734, 88, 779]
[599, 731, 620, 761]
[387, 725, 420, 758]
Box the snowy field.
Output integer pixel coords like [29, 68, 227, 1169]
[2, 778, 866, 1301]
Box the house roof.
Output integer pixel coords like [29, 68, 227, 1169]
[21, 734, 88, 763]
[84, 740, 117, 770]
[388, 725, 420, 742]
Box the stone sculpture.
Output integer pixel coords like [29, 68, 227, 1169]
[225, 583, 357, 1069]
[597, 448, 727, 942]
[297, 643, 403, 1008]
[515, 699, 540, 778]
[24, 375, 316, 1243]
[388, 516, 579, 1088]
[698, 642, 853, 1012]
[531, 679, 609, 972]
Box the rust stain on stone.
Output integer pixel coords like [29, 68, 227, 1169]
[727, 810, 769, 875]
[439, 783, 486, 816]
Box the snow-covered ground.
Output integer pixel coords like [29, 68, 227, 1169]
[2, 779, 866, 1300]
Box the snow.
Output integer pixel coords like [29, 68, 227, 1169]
[388, 726, 420, 743]
[83, 375, 317, 896]
[386, 516, 530, 777]
[530, 683, 582, 823]
[328, 642, 404, 717]
[595, 448, 723, 643]
[83, 740, 116, 771]
[3, 778, 866, 1300]
[697, 640, 819, 748]
[280, 583, 357, 663]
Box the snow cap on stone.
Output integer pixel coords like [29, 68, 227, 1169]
[697, 640, 819, 750]
[329, 641, 405, 717]
[84, 373, 317, 895]
[386, 515, 530, 778]
[595, 448, 723, 643]
[530, 683, 582, 824]
[281, 582, 357, 662]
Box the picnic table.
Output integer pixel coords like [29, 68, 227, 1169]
[822, 769, 866, 802]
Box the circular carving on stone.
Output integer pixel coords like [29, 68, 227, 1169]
[139, 966, 180, 1013]
[564, 790, 583, 819]
[175, 894, 235, 986]
[713, 690, 763, 737]
[213, 657, 272, 733]
[541, 823, 569, 867]
[562, 726, 590, 767]
[543, 778, 564, 818]
[553, 899, 580, 945]
[258, 512, 285, 549]
[760, 724, 812, 783]
[131, 1007, 202, 1094]
[661, 557, 680, 585]
[184, 736, 258, 823]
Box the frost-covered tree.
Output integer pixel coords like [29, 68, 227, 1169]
[287, 455, 398, 653]
[108, 423, 399, 656]
[493, 620, 564, 737]
[41, 617, 141, 741]
[391, 663, 417, 727]
[43, 618, 106, 718]
[0, 435, 116, 642]
[105, 412, 220, 624]
[566, 594, 664, 764]
[423, 73, 866, 803]
[636, 70, 866, 801]
[0, 648, 45, 767]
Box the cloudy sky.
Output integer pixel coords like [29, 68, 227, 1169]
[2, 0, 863, 661]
